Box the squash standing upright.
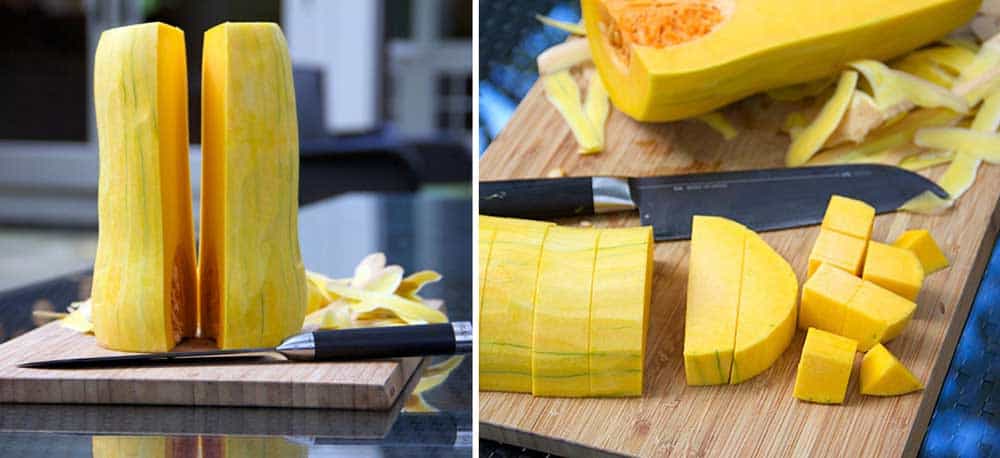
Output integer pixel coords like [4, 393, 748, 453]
[91, 23, 197, 352]
[199, 22, 307, 349]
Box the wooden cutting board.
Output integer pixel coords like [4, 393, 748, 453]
[0, 323, 422, 410]
[479, 80, 1000, 457]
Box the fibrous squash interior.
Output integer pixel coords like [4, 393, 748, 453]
[600, 0, 727, 67]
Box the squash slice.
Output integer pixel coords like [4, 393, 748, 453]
[91, 23, 197, 352]
[199, 22, 307, 349]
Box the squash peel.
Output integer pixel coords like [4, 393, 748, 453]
[584, 73, 610, 146]
[786, 71, 858, 166]
[543, 70, 603, 153]
[850, 60, 969, 114]
[537, 39, 591, 75]
[696, 111, 738, 140]
[536, 14, 586, 36]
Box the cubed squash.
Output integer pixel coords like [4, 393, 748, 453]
[589, 226, 653, 396]
[848, 281, 917, 344]
[730, 232, 798, 384]
[860, 343, 924, 396]
[91, 23, 197, 352]
[821, 195, 875, 240]
[862, 241, 925, 301]
[684, 216, 745, 385]
[893, 229, 949, 274]
[532, 227, 599, 397]
[479, 217, 552, 392]
[582, 0, 978, 121]
[800, 263, 862, 332]
[808, 229, 868, 277]
[794, 328, 858, 404]
[199, 22, 307, 349]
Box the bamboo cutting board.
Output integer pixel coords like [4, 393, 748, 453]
[0, 323, 422, 410]
[479, 82, 1000, 457]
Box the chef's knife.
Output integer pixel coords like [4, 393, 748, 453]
[19, 322, 472, 369]
[480, 164, 948, 241]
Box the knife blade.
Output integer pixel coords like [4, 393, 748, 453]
[19, 322, 473, 369]
[480, 164, 948, 241]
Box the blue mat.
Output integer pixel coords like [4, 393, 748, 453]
[920, 238, 1000, 457]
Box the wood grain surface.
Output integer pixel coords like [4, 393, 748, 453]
[479, 79, 1000, 457]
[0, 323, 422, 410]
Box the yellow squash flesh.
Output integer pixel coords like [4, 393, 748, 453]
[589, 226, 653, 396]
[582, 0, 979, 121]
[91, 23, 197, 352]
[531, 227, 598, 397]
[730, 232, 797, 384]
[859, 343, 924, 396]
[479, 217, 552, 392]
[199, 22, 307, 349]
[684, 216, 745, 385]
[894, 229, 950, 274]
[862, 241, 925, 301]
[793, 328, 857, 404]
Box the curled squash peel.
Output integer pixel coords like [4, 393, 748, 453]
[583, 0, 979, 121]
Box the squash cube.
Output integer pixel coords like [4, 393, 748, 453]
[794, 328, 858, 404]
[808, 229, 867, 277]
[532, 227, 599, 397]
[479, 218, 552, 392]
[848, 281, 916, 343]
[821, 195, 875, 240]
[862, 241, 924, 301]
[860, 343, 923, 396]
[589, 226, 653, 396]
[684, 216, 745, 385]
[800, 263, 862, 332]
[893, 229, 949, 274]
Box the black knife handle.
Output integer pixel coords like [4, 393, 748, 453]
[480, 177, 595, 219]
[312, 323, 464, 360]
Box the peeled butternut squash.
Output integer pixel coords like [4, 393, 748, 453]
[199, 22, 307, 349]
[582, 0, 980, 121]
[91, 23, 197, 352]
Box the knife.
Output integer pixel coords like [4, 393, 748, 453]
[480, 164, 948, 241]
[19, 322, 473, 369]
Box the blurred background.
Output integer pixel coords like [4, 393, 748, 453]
[0, 0, 473, 291]
[478, 0, 577, 155]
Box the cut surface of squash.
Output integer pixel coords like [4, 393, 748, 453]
[821, 195, 875, 240]
[91, 22, 196, 352]
[480, 217, 552, 392]
[199, 22, 307, 349]
[589, 226, 653, 396]
[684, 215, 744, 385]
[893, 229, 949, 274]
[800, 263, 862, 333]
[807, 228, 867, 277]
[862, 241, 925, 301]
[860, 343, 924, 396]
[794, 328, 857, 404]
[583, 0, 979, 121]
[730, 232, 797, 384]
[531, 227, 598, 397]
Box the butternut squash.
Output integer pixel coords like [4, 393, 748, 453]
[582, 0, 979, 121]
[199, 22, 307, 349]
[91, 23, 197, 352]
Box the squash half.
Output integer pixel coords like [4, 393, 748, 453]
[199, 23, 307, 349]
[582, 0, 980, 121]
[91, 23, 197, 352]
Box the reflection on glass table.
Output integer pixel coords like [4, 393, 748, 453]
[0, 190, 471, 456]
